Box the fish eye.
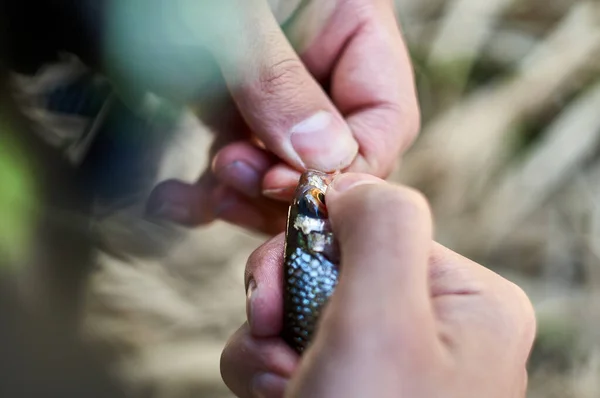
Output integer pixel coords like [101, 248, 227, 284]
[298, 190, 328, 219]
[317, 192, 325, 205]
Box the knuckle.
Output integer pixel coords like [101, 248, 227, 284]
[485, 279, 537, 351]
[356, 100, 421, 177]
[259, 345, 281, 368]
[507, 282, 537, 346]
[379, 157, 399, 179]
[219, 323, 250, 384]
[377, 100, 422, 154]
[258, 57, 306, 98]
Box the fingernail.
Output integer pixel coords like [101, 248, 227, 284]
[215, 161, 261, 198]
[246, 278, 278, 337]
[290, 111, 358, 172]
[262, 187, 295, 201]
[252, 373, 288, 398]
[329, 173, 382, 193]
[246, 278, 257, 330]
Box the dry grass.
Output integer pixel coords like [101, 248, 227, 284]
[14, 0, 598, 397]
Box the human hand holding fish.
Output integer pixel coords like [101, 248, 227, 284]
[220, 172, 536, 398]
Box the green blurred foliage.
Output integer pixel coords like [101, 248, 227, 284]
[0, 123, 37, 271]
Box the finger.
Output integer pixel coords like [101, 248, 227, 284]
[245, 234, 287, 337]
[145, 174, 219, 226]
[428, 242, 488, 298]
[217, 191, 288, 235]
[210, 0, 359, 173]
[213, 142, 303, 203]
[145, 102, 252, 226]
[333, 4, 420, 177]
[212, 141, 278, 199]
[220, 323, 298, 398]
[324, 173, 436, 345]
[148, 135, 289, 233]
[261, 164, 301, 201]
[148, 136, 290, 231]
[147, 178, 287, 234]
[289, 1, 420, 177]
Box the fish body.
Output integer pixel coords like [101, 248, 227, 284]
[282, 170, 340, 354]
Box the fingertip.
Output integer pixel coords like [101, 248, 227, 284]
[262, 165, 301, 201]
[212, 141, 275, 172]
[212, 142, 275, 198]
[245, 234, 286, 337]
[248, 279, 285, 337]
[146, 179, 212, 225]
[146, 177, 270, 230]
[245, 234, 286, 290]
[220, 323, 298, 398]
[327, 176, 431, 232]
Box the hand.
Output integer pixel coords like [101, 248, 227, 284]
[220, 173, 536, 398]
[130, 0, 420, 235]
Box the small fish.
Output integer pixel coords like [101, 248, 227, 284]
[282, 170, 340, 354]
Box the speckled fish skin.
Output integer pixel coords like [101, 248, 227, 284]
[282, 170, 340, 354]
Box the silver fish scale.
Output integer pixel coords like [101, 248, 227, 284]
[283, 246, 339, 353]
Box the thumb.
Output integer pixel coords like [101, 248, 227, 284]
[210, 0, 358, 173]
[324, 173, 436, 344]
[285, 174, 439, 398]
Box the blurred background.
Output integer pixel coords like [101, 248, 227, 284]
[2, 0, 600, 397]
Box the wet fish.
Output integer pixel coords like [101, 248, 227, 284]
[282, 170, 340, 354]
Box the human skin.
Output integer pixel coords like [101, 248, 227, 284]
[2, 0, 418, 235]
[220, 173, 537, 398]
[143, 0, 420, 235]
